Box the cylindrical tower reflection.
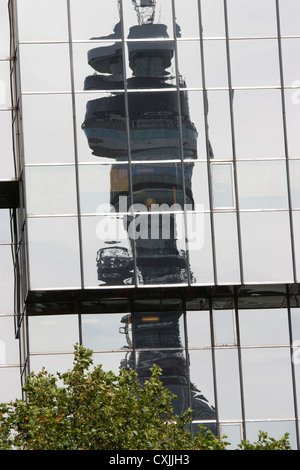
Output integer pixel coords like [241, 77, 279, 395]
[82, 3, 216, 428]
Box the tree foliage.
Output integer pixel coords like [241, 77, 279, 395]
[0, 344, 292, 450]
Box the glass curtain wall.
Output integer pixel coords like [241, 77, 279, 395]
[3, 0, 300, 447]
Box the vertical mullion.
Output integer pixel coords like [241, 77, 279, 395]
[66, 0, 85, 289]
[275, 0, 297, 283]
[198, 0, 218, 286]
[223, 0, 244, 285]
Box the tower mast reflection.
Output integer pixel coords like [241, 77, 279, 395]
[82, 0, 216, 427]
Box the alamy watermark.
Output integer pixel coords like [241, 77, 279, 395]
[95, 197, 205, 251]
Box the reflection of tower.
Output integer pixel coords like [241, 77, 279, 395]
[82, 5, 216, 428]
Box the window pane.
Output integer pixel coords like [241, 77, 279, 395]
[227, 0, 277, 37]
[0, 368, 21, 402]
[242, 348, 294, 419]
[289, 160, 300, 208]
[189, 350, 216, 418]
[0, 1, 10, 57]
[17, 0, 68, 41]
[206, 91, 233, 160]
[0, 61, 11, 108]
[176, 40, 202, 89]
[186, 310, 211, 348]
[233, 90, 285, 159]
[285, 90, 300, 158]
[28, 314, 79, 353]
[239, 309, 290, 346]
[27, 217, 81, 289]
[174, 0, 201, 38]
[211, 163, 234, 208]
[70, 0, 120, 41]
[22, 94, 75, 164]
[0, 316, 19, 364]
[0, 245, 14, 313]
[203, 40, 228, 88]
[200, 0, 226, 38]
[214, 309, 236, 345]
[281, 39, 300, 87]
[240, 211, 293, 283]
[188, 212, 214, 284]
[77, 92, 128, 163]
[279, 0, 300, 36]
[215, 349, 242, 420]
[237, 160, 288, 209]
[230, 39, 280, 87]
[81, 214, 133, 287]
[213, 212, 240, 284]
[0, 209, 11, 243]
[25, 166, 78, 215]
[0, 110, 14, 178]
[82, 313, 131, 351]
[19, 44, 71, 93]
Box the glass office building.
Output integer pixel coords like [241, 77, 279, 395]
[1, 0, 300, 448]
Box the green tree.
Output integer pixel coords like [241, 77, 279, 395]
[0, 344, 291, 450]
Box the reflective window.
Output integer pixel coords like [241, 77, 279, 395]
[28, 314, 79, 353]
[186, 310, 211, 348]
[245, 421, 297, 451]
[17, 0, 69, 41]
[189, 349, 216, 414]
[0, 245, 14, 314]
[92, 351, 129, 375]
[213, 212, 241, 284]
[214, 309, 236, 345]
[291, 211, 300, 279]
[241, 348, 294, 419]
[205, 91, 233, 160]
[22, 94, 75, 164]
[285, 90, 300, 158]
[131, 162, 185, 209]
[0, 368, 21, 402]
[240, 211, 293, 283]
[30, 353, 75, 377]
[215, 349, 242, 420]
[188, 212, 214, 284]
[0, 316, 20, 364]
[0, 61, 11, 108]
[0, 1, 10, 57]
[82, 313, 131, 351]
[123, 0, 174, 37]
[176, 41, 202, 89]
[233, 90, 285, 159]
[203, 40, 228, 88]
[19, 44, 71, 93]
[0, 209, 11, 243]
[25, 166, 78, 215]
[289, 160, 300, 209]
[77, 92, 128, 163]
[230, 39, 280, 87]
[200, 0, 226, 38]
[27, 217, 81, 289]
[79, 163, 129, 214]
[237, 160, 288, 210]
[187, 162, 210, 210]
[81, 214, 133, 287]
[173, 0, 200, 38]
[281, 39, 300, 87]
[211, 163, 234, 209]
[0, 110, 14, 178]
[239, 309, 290, 346]
[227, 0, 277, 37]
[70, 0, 121, 41]
[279, 0, 300, 36]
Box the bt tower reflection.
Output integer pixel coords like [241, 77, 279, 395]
[82, 1, 216, 427]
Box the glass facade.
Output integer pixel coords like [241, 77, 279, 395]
[1, 0, 300, 447]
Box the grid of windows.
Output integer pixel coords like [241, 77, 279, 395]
[1, 0, 300, 448]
